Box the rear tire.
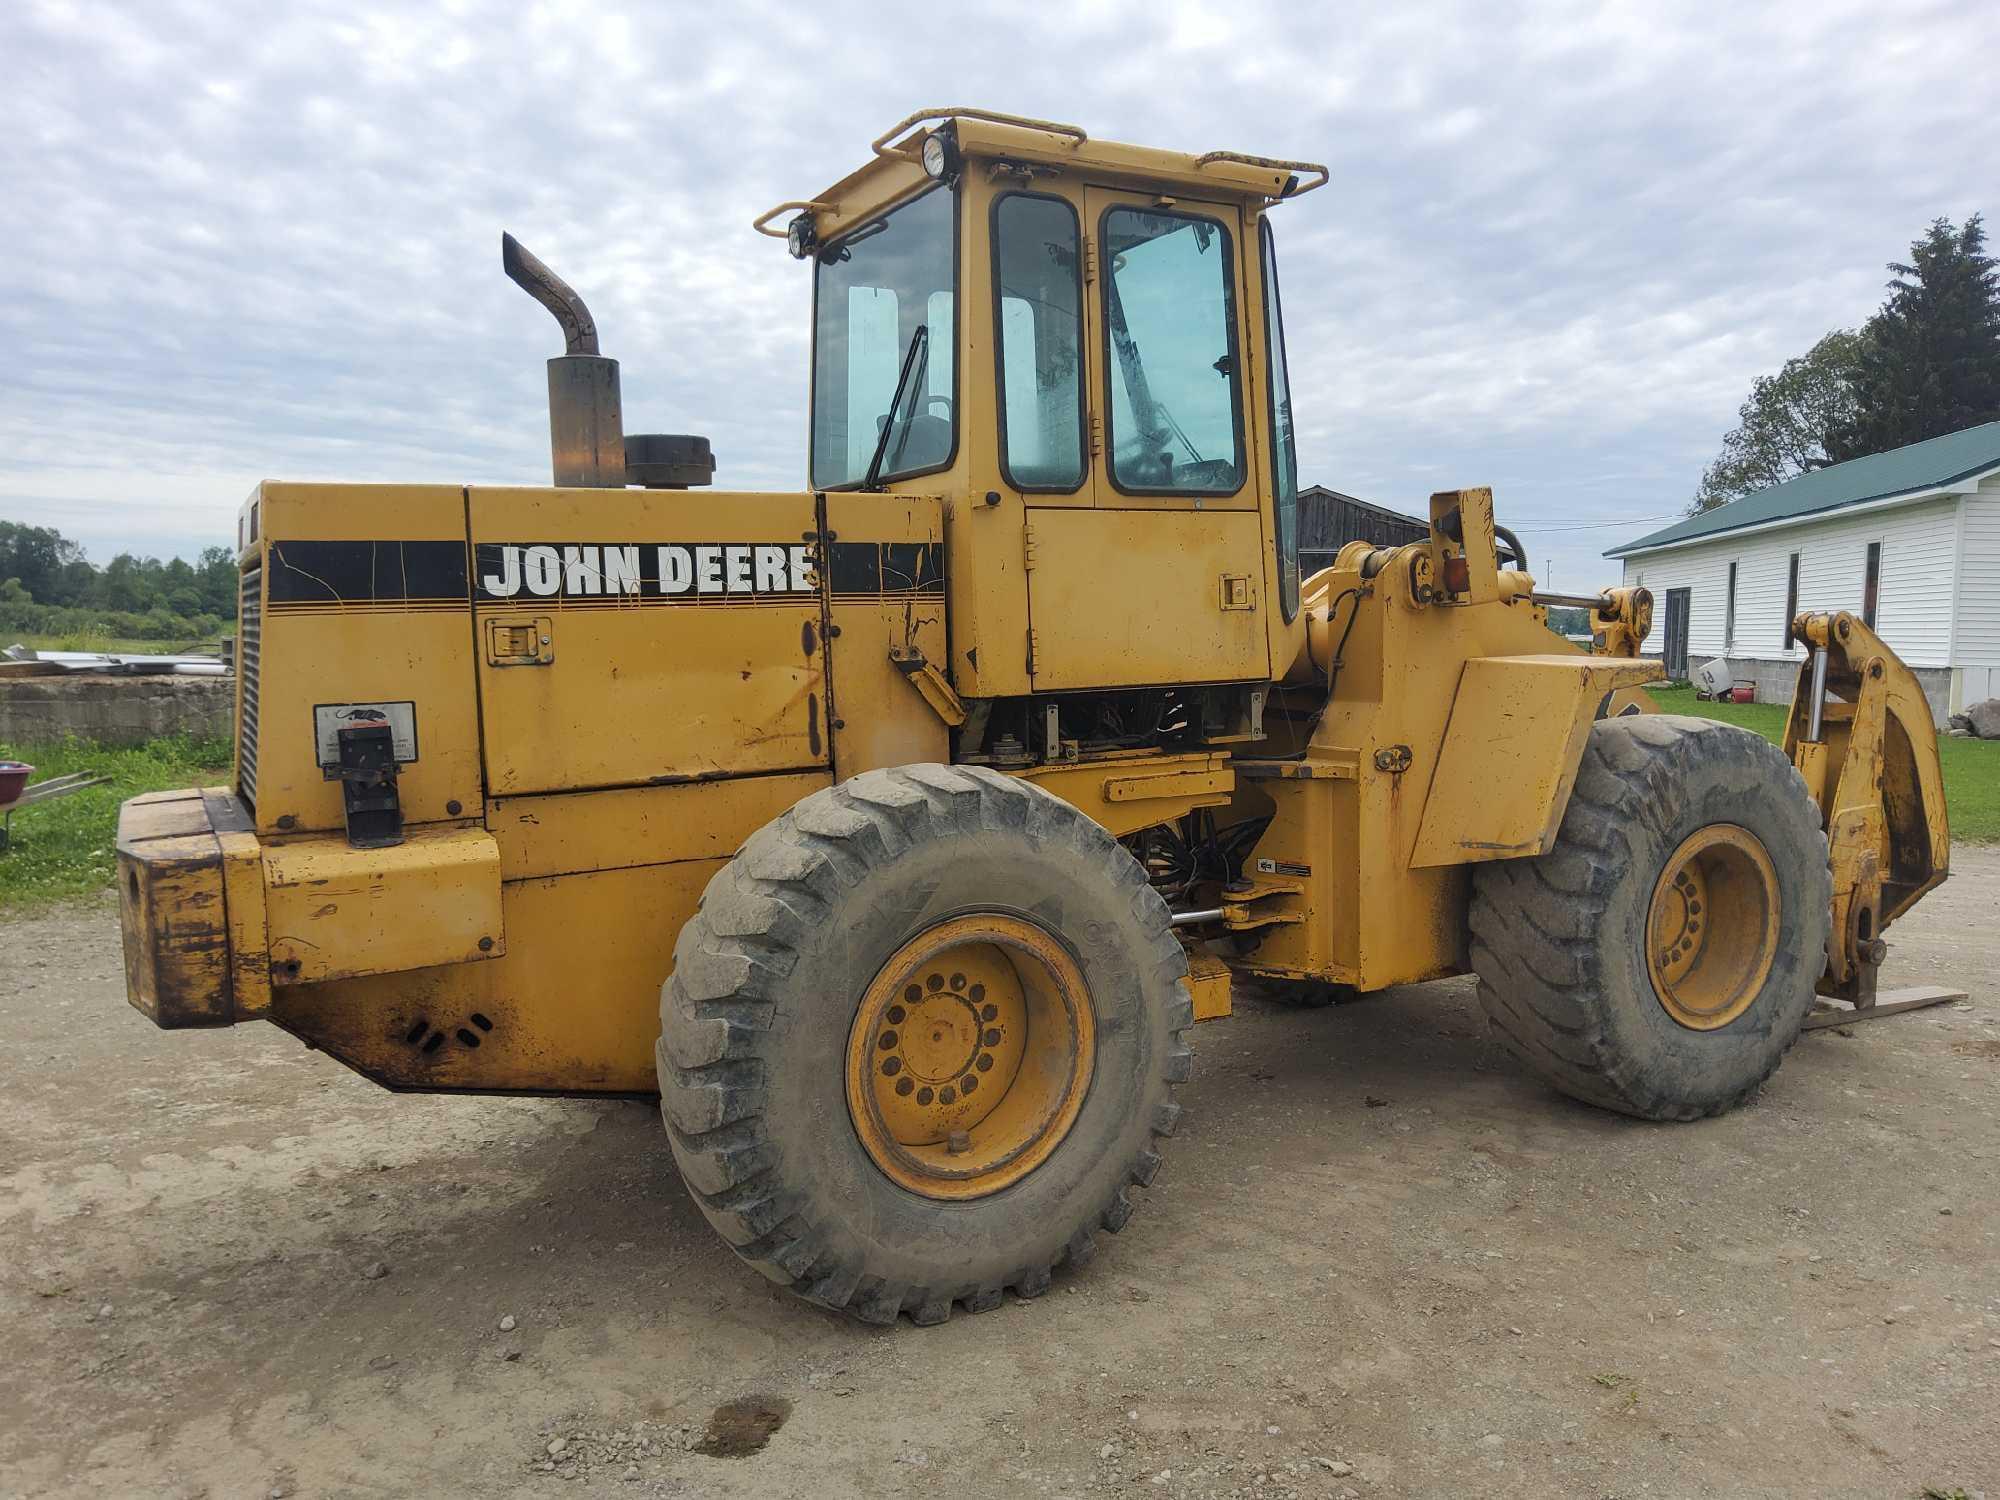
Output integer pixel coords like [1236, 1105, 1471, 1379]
[657, 765, 1192, 1324]
[1469, 715, 1831, 1121]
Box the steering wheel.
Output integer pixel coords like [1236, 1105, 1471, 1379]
[1175, 458, 1239, 490]
[1110, 443, 1240, 493]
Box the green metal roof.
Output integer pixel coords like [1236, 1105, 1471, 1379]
[1606, 420, 2000, 558]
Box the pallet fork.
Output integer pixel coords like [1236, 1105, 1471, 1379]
[1784, 611, 1963, 1029]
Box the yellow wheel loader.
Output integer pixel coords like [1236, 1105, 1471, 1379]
[116, 109, 1951, 1325]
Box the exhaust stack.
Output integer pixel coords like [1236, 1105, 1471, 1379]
[502, 232, 625, 488]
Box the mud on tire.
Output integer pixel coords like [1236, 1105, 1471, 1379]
[656, 764, 1192, 1325]
[1469, 714, 1832, 1121]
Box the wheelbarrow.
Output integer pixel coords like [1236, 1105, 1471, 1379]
[0, 763, 113, 852]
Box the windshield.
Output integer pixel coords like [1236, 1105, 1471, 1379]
[811, 187, 957, 489]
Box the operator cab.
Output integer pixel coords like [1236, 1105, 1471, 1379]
[761, 109, 1326, 726]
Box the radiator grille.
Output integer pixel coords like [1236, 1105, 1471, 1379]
[237, 561, 261, 811]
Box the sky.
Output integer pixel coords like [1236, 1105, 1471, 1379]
[3, 0, 1995, 593]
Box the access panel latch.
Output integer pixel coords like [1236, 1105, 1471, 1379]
[336, 722, 405, 849]
[485, 615, 555, 666]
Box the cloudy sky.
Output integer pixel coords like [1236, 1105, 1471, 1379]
[3, 0, 1994, 591]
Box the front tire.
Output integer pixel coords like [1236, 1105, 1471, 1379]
[657, 765, 1192, 1325]
[1469, 715, 1831, 1121]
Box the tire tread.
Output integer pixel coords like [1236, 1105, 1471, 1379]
[1469, 715, 1832, 1121]
[657, 763, 1190, 1323]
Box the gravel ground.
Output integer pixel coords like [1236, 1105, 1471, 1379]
[2, 850, 1996, 1499]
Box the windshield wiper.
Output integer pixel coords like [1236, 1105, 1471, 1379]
[862, 323, 930, 492]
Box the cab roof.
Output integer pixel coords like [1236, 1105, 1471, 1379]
[756, 107, 1328, 247]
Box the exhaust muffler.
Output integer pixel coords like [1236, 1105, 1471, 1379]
[502, 232, 626, 488]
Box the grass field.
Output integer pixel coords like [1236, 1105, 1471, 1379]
[0, 736, 231, 910]
[1650, 684, 1999, 842]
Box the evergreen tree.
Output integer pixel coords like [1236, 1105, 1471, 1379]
[1827, 215, 2000, 461]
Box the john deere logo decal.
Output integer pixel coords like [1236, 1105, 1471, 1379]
[259, 538, 942, 611]
[476, 543, 816, 601]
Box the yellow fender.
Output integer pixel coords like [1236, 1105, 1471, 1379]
[1410, 653, 1664, 867]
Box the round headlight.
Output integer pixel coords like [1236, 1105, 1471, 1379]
[921, 132, 953, 180]
[786, 214, 815, 261]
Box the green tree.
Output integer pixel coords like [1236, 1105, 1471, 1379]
[94, 554, 151, 611]
[1692, 331, 1864, 512]
[0, 522, 87, 604]
[196, 546, 237, 616]
[53, 558, 95, 606]
[0, 522, 234, 627]
[1827, 215, 2000, 461]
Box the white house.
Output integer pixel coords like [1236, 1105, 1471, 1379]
[1606, 421, 2000, 724]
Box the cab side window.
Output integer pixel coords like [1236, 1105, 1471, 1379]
[993, 194, 1086, 491]
[1260, 218, 1300, 620]
[1101, 207, 1244, 495]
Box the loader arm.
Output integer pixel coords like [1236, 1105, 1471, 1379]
[1781, 610, 1950, 1004]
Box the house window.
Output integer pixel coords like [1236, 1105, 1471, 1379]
[1725, 561, 1738, 650]
[1783, 552, 1800, 649]
[1863, 541, 1881, 628]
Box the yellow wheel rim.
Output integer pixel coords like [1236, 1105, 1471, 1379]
[1646, 824, 1780, 1031]
[845, 914, 1095, 1201]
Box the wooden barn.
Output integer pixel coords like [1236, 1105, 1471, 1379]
[1298, 486, 1429, 575]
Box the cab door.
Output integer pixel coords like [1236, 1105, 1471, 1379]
[1024, 187, 1271, 691]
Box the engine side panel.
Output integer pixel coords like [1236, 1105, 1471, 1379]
[468, 486, 828, 795]
[246, 482, 484, 836]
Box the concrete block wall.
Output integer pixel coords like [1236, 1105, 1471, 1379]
[0, 675, 233, 748]
[1687, 655, 1952, 726]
